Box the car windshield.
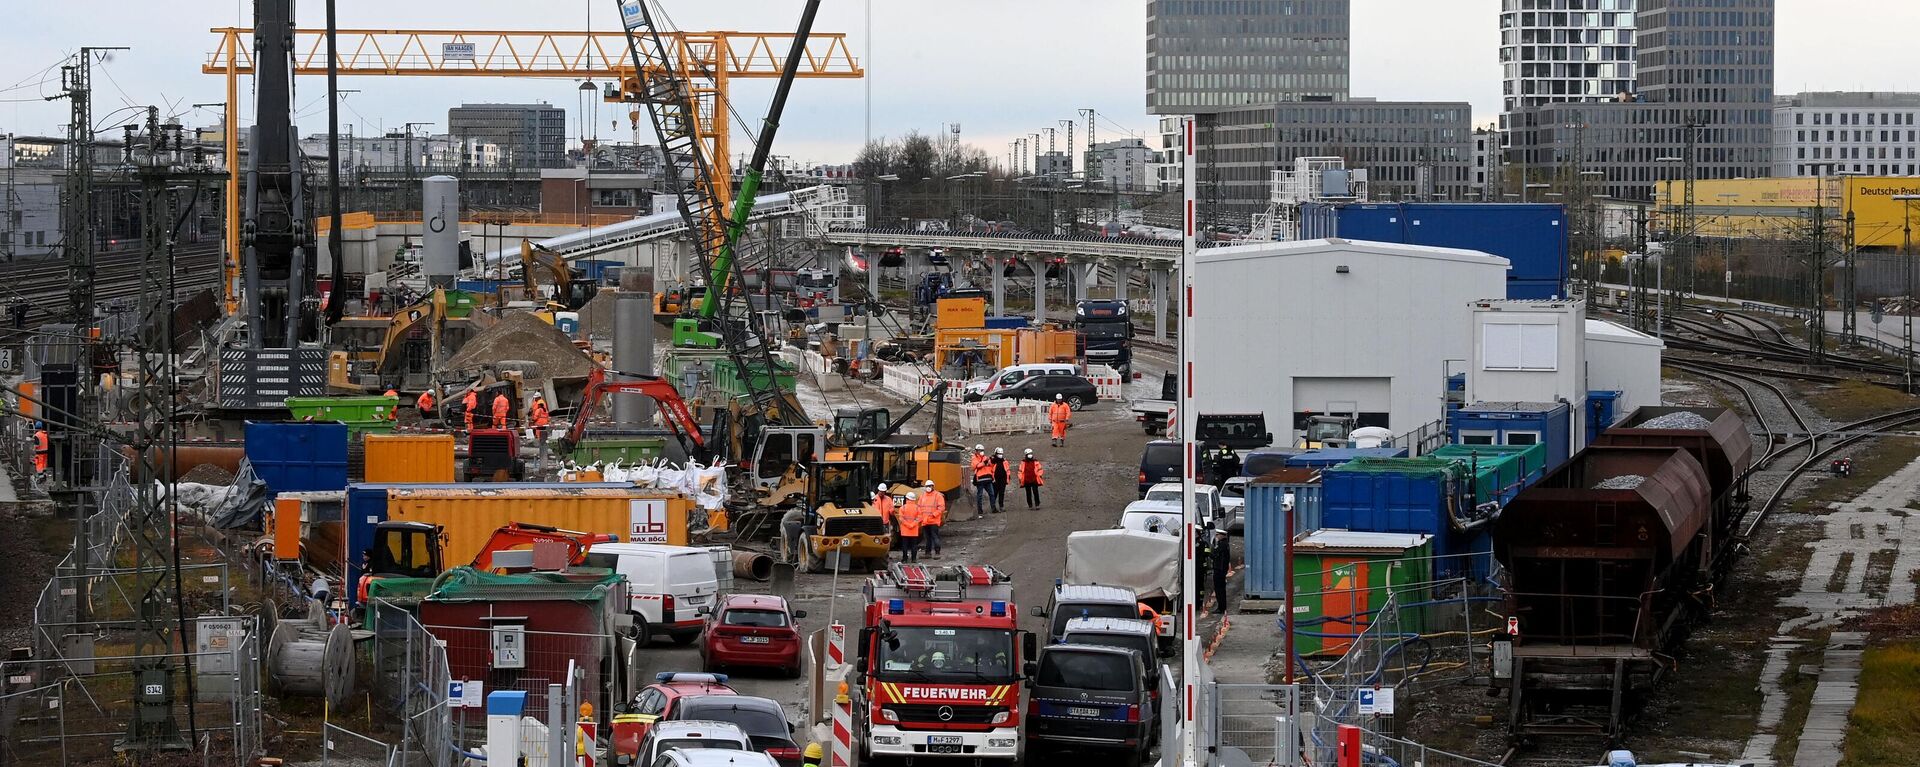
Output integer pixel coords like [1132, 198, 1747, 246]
[676, 701, 789, 741]
[1037, 651, 1136, 692]
[1121, 512, 1179, 536]
[1063, 633, 1155, 672]
[873, 626, 1018, 683]
[1143, 444, 1182, 469]
[1050, 604, 1137, 640]
[1221, 481, 1246, 499]
[724, 609, 788, 628]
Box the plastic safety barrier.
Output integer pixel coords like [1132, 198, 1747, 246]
[1084, 364, 1126, 401]
[959, 400, 1048, 434]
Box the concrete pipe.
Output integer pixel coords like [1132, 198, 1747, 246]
[732, 551, 775, 581]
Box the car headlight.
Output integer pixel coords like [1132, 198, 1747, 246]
[879, 707, 898, 722]
[988, 738, 1017, 748]
[990, 710, 1010, 725]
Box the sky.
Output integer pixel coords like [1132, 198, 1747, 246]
[4, 1, 1920, 167]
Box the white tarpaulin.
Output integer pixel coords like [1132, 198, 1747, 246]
[1064, 529, 1181, 602]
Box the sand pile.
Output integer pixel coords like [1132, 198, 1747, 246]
[446, 310, 597, 381]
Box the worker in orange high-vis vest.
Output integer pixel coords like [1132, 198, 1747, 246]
[897, 491, 924, 563]
[462, 388, 479, 432]
[969, 444, 994, 515]
[917, 480, 947, 559]
[529, 394, 550, 436]
[1048, 393, 1073, 447]
[491, 391, 511, 430]
[1018, 448, 1046, 509]
[384, 389, 399, 421]
[416, 388, 437, 423]
[32, 424, 48, 474]
[873, 483, 899, 554]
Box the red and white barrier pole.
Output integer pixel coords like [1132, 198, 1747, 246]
[832, 681, 855, 767]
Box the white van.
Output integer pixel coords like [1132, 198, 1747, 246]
[586, 543, 721, 645]
[964, 363, 1082, 400]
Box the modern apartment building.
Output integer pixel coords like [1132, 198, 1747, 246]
[1498, 0, 1639, 144]
[1773, 92, 1920, 177]
[447, 103, 568, 168]
[1146, 0, 1351, 115]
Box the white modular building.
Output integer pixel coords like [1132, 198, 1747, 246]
[1190, 238, 1510, 444]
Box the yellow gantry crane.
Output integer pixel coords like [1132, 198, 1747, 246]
[202, 27, 863, 315]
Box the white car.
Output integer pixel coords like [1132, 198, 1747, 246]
[1119, 499, 1183, 537]
[652, 749, 778, 767]
[635, 721, 752, 767]
[1219, 476, 1248, 533]
[1140, 482, 1224, 529]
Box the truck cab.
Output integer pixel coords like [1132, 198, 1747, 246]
[1073, 300, 1134, 375]
[1023, 644, 1152, 765]
[855, 564, 1034, 763]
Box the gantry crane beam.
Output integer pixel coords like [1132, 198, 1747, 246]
[203, 26, 862, 316]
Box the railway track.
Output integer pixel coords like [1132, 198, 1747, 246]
[0, 243, 225, 327]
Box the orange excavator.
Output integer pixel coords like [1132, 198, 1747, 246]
[559, 367, 710, 462]
[357, 521, 619, 612]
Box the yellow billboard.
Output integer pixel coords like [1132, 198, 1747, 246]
[1841, 178, 1920, 248]
[1653, 177, 1920, 248]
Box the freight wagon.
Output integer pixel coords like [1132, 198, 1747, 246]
[1590, 406, 1752, 542]
[1491, 444, 1717, 745]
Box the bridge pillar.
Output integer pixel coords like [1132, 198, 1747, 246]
[1074, 259, 1096, 303]
[989, 254, 1007, 316]
[1150, 267, 1170, 341]
[1112, 261, 1133, 302]
[866, 247, 882, 309]
[1024, 255, 1050, 326]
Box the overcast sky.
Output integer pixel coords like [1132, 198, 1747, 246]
[5, 1, 1920, 166]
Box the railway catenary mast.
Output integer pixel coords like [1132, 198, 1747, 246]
[243, 0, 316, 349]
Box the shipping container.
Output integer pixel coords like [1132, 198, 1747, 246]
[1284, 447, 1408, 470]
[569, 434, 669, 466]
[363, 434, 457, 483]
[1319, 457, 1511, 579]
[337, 481, 635, 606]
[385, 486, 692, 575]
[1583, 390, 1623, 447]
[1448, 401, 1572, 472]
[984, 316, 1030, 330]
[1290, 531, 1432, 655]
[1300, 202, 1568, 298]
[244, 421, 349, 495]
[1242, 469, 1322, 601]
[1506, 278, 1567, 300]
[936, 296, 987, 330]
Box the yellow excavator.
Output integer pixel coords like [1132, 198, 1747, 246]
[328, 289, 491, 392]
[822, 381, 964, 495]
[520, 240, 600, 311]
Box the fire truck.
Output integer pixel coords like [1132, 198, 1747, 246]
[853, 564, 1035, 762]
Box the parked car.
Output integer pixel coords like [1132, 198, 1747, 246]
[586, 543, 723, 645]
[1024, 644, 1153, 766]
[651, 750, 779, 767]
[1219, 476, 1248, 533]
[700, 594, 806, 678]
[1118, 500, 1182, 537]
[634, 720, 753, 767]
[613, 673, 738, 764]
[669, 695, 805, 767]
[984, 373, 1098, 409]
[1034, 583, 1141, 644]
[964, 363, 1083, 401]
[1140, 482, 1224, 529]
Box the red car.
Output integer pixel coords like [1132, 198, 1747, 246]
[610, 672, 737, 765]
[700, 594, 807, 678]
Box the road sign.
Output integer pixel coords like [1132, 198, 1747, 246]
[1873, 303, 1885, 325]
[1358, 689, 1375, 715]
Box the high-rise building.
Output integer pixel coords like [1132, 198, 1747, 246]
[1088, 139, 1153, 191]
[1146, 0, 1351, 115]
[1772, 92, 1920, 177]
[1498, 0, 1638, 144]
[1510, 0, 1774, 201]
[447, 103, 568, 168]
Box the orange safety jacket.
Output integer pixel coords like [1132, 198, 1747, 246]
[1048, 400, 1072, 424]
[919, 492, 947, 526]
[384, 389, 399, 420]
[1018, 458, 1045, 486]
[874, 492, 895, 524]
[530, 399, 550, 428]
[897, 504, 924, 536]
[463, 391, 479, 428]
[971, 453, 993, 480]
[491, 394, 511, 429]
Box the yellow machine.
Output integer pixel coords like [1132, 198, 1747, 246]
[803, 461, 893, 573]
[821, 382, 963, 494]
[519, 240, 600, 310]
[329, 289, 486, 393]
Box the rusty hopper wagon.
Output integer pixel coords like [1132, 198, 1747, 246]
[1590, 406, 1753, 543]
[1491, 445, 1715, 745]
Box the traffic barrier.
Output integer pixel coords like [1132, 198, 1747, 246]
[1084, 363, 1125, 401]
[832, 684, 855, 767]
[881, 363, 932, 400]
[827, 622, 845, 666]
[959, 400, 1047, 435]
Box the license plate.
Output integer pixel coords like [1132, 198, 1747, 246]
[927, 736, 963, 746]
[1067, 706, 1102, 718]
[741, 636, 770, 644]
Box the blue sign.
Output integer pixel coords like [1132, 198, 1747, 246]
[1358, 689, 1376, 715]
[449, 681, 464, 702]
[620, 2, 647, 29]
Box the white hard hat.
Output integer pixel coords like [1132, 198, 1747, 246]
[877, 483, 889, 492]
[922, 479, 934, 487]
[1055, 393, 1064, 400]
[995, 447, 1004, 455]
[1024, 448, 1034, 455]
[907, 491, 919, 500]
[974, 444, 985, 451]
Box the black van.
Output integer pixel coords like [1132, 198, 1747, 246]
[1138, 440, 1182, 496]
[1024, 644, 1153, 765]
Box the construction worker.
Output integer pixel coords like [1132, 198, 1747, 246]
[1018, 448, 1045, 509]
[1206, 522, 1232, 615]
[780, 505, 808, 565]
[969, 444, 994, 515]
[801, 742, 825, 767]
[1048, 393, 1073, 447]
[529, 394, 551, 439]
[462, 388, 479, 432]
[490, 390, 511, 430]
[989, 448, 1009, 514]
[32, 423, 48, 475]
[918, 480, 946, 559]
[416, 387, 437, 424]
[873, 483, 899, 554]
[897, 491, 923, 563]
[384, 388, 399, 422]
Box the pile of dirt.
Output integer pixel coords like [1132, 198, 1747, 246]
[580, 287, 621, 341]
[179, 463, 235, 486]
[446, 310, 597, 381]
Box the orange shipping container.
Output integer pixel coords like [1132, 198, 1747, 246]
[384, 487, 691, 568]
[364, 433, 457, 483]
[935, 296, 987, 331]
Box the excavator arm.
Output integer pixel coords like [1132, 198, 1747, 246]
[374, 289, 447, 375]
[561, 367, 711, 462]
[519, 240, 576, 304]
[471, 521, 617, 571]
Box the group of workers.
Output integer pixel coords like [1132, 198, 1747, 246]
[967, 445, 1047, 514]
[404, 386, 549, 438]
[873, 479, 947, 562]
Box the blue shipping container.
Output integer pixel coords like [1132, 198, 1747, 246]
[1319, 465, 1494, 580]
[1284, 447, 1408, 470]
[1299, 202, 1568, 299]
[1242, 481, 1323, 600]
[1447, 401, 1572, 473]
[245, 421, 349, 496]
[983, 316, 1030, 330]
[341, 481, 635, 607]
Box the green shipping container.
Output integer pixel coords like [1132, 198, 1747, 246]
[662, 349, 798, 400]
[285, 395, 400, 436]
[569, 435, 668, 465]
[1290, 530, 1432, 656]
